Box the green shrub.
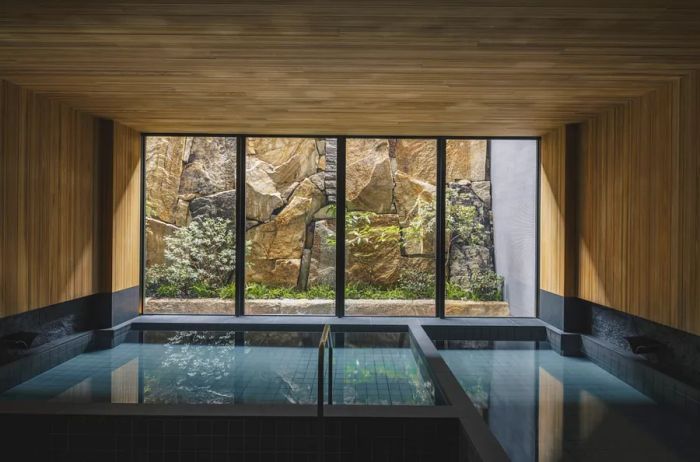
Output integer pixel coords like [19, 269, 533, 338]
[146, 217, 235, 297]
[445, 270, 503, 301]
[155, 284, 180, 298]
[190, 282, 217, 298]
[218, 283, 236, 299]
[304, 284, 335, 299]
[398, 267, 435, 298]
[468, 270, 503, 301]
[445, 282, 470, 300]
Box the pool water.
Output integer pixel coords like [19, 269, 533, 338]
[440, 341, 700, 462]
[0, 331, 435, 406]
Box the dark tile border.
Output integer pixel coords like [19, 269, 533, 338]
[0, 330, 93, 393]
[581, 334, 700, 421]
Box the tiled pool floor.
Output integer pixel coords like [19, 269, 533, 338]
[1, 334, 434, 405]
[441, 342, 700, 462]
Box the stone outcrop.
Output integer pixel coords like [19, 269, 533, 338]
[146, 136, 497, 300]
[447, 180, 495, 288]
[245, 158, 284, 222]
[446, 139, 487, 182]
[308, 220, 336, 287]
[145, 136, 186, 223]
[145, 217, 178, 266]
[346, 213, 402, 286]
[247, 137, 319, 190]
[395, 139, 437, 185]
[179, 137, 236, 197]
[346, 139, 394, 213]
[394, 171, 435, 255]
[189, 190, 236, 222]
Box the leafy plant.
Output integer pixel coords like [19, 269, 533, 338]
[155, 284, 180, 298]
[146, 217, 235, 297]
[245, 283, 334, 300]
[191, 282, 217, 298]
[398, 267, 435, 298]
[218, 283, 236, 299]
[445, 270, 503, 301]
[408, 187, 487, 249]
[467, 269, 503, 301]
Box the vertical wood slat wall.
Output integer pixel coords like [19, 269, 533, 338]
[0, 80, 142, 319]
[539, 126, 567, 296]
[111, 123, 142, 293]
[540, 73, 700, 336]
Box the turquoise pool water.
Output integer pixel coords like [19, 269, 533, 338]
[0, 331, 435, 406]
[440, 341, 700, 462]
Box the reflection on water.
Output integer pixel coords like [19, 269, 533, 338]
[1, 331, 436, 406]
[441, 341, 700, 462]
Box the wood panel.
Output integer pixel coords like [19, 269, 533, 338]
[541, 72, 700, 335]
[539, 127, 567, 295]
[1, 1, 699, 135]
[111, 123, 142, 292]
[0, 80, 101, 317]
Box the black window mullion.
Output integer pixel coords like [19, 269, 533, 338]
[335, 137, 346, 317]
[235, 135, 246, 316]
[436, 137, 447, 318]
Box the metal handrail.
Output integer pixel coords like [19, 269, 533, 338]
[317, 324, 333, 417]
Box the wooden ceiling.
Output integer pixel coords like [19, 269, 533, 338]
[1, 0, 699, 136]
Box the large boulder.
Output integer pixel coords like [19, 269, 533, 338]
[245, 157, 284, 222]
[446, 139, 487, 182]
[346, 139, 394, 213]
[245, 259, 301, 287]
[189, 190, 236, 222]
[247, 179, 325, 285]
[145, 217, 178, 266]
[145, 136, 186, 223]
[308, 219, 336, 287]
[394, 171, 435, 255]
[179, 137, 237, 198]
[346, 213, 401, 286]
[395, 139, 437, 185]
[247, 137, 319, 191]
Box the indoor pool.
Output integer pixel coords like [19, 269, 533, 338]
[440, 341, 700, 462]
[0, 330, 435, 406]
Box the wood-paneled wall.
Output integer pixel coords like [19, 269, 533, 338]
[0, 80, 101, 317]
[110, 123, 142, 293]
[0, 79, 142, 319]
[541, 73, 700, 335]
[540, 126, 568, 296]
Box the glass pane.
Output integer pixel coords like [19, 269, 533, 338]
[445, 139, 537, 317]
[345, 139, 436, 316]
[244, 137, 336, 315]
[144, 136, 237, 314]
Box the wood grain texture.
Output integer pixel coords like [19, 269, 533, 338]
[539, 127, 567, 296]
[541, 73, 700, 335]
[110, 123, 142, 292]
[1, 0, 699, 135]
[0, 80, 101, 317]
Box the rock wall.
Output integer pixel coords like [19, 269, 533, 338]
[145, 136, 237, 267]
[145, 137, 496, 292]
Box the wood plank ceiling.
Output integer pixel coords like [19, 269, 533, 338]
[1, 0, 699, 136]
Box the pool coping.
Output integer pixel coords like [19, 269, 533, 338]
[0, 315, 548, 462]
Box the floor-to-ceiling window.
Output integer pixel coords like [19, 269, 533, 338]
[344, 138, 436, 316]
[244, 137, 336, 315]
[444, 139, 537, 317]
[144, 136, 237, 314]
[143, 135, 537, 317]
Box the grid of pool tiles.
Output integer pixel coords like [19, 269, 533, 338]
[1, 337, 434, 405]
[331, 347, 434, 405]
[441, 341, 700, 462]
